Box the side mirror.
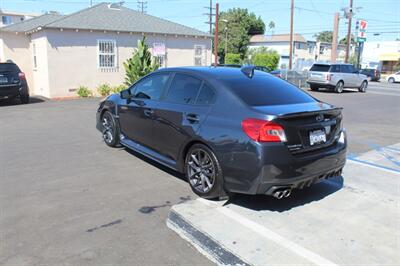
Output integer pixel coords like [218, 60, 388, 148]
[120, 89, 130, 99]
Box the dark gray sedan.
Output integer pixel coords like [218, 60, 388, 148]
[96, 66, 346, 200]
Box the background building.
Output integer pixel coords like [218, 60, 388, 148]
[362, 41, 400, 72]
[0, 9, 38, 27]
[0, 3, 212, 98]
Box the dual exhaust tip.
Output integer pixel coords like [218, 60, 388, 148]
[273, 189, 291, 199]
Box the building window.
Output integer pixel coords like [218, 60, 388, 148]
[2, 16, 12, 25]
[98, 40, 117, 69]
[194, 45, 205, 66]
[308, 45, 314, 54]
[32, 42, 37, 69]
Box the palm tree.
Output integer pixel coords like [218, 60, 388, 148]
[268, 21, 275, 35]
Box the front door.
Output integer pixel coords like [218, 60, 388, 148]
[118, 72, 171, 147]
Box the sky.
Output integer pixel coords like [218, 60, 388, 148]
[1, 0, 399, 42]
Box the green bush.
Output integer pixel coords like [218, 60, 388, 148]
[76, 86, 92, 98]
[112, 84, 127, 94]
[97, 83, 112, 96]
[252, 52, 280, 71]
[225, 53, 242, 65]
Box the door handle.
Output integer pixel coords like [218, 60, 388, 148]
[143, 108, 154, 117]
[186, 113, 199, 123]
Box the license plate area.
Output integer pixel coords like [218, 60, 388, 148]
[309, 129, 326, 146]
[0, 77, 8, 83]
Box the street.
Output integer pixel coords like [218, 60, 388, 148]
[1, 81, 399, 265]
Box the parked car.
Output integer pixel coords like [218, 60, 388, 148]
[253, 66, 270, 72]
[0, 62, 29, 104]
[387, 71, 400, 83]
[359, 68, 381, 81]
[96, 66, 346, 200]
[270, 69, 284, 78]
[307, 63, 368, 93]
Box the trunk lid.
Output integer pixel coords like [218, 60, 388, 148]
[0, 71, 20, 86]
[253, 102, 343, 154]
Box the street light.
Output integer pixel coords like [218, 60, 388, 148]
[221, 19, 229, 62]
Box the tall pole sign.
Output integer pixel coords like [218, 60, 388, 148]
[356, 20, 367, 43]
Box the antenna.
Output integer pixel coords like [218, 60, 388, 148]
[137, 1, 147, 14]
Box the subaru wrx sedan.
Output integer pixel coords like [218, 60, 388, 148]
[96, 67, 346, 199]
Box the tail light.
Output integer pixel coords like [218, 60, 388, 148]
[18, 72, 26, 79]
[374, 69, 378, 76]
[326, 74, 333, 81]
[242, 118, 287, 142]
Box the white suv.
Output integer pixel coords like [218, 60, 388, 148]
[307, 63, 368, 93]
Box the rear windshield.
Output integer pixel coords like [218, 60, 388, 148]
[223, 74, 316, 106]
[0, 63, 20, 72]
[310, 64, 330, 72]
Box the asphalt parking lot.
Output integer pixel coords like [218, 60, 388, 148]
[1, 81, 399, 265]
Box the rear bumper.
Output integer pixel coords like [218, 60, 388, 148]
[0, 83, 24, 98]
[307, 80, 335, 89]
[219, 134, 347, 195]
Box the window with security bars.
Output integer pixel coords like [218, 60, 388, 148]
[98, 40, 117, 69]
[194, 45, 206, 66]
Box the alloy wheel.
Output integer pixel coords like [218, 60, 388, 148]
[187, 149, 215, 193]
[102, 114, 114, 144]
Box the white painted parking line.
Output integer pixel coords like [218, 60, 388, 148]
[364, 91, 400, 97]
[198, 198, 338, 266]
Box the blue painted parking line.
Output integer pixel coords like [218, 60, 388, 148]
[347, 157, 400, 174]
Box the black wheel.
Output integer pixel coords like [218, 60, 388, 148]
[310, 85, 319, 91]
[20, 94, 29, 104]
[359, 81, 368, 93]
[101, 111, 120, 147]
[185, 144, 227, 199]
[334, 81, 344, 93]
[388, 77, 395, 83]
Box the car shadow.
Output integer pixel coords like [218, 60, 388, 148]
[225, 176, 344, 212]
[122, 147, 187, 182]
[309, 88, 359, 94]
[0, 96, 46, 106]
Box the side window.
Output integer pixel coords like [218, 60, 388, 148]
[131, 73, 170, 100]
[330, 65, 340, 73]
[196, 84, 215, 105]
[165, 74, 202, 104]
[340, 65, 349, 73]
[347, 65, 355, 73]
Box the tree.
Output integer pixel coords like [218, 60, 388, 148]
[340, 34, 356, 45]
[123, 37, 159, 86]
[268, 21, 275, 35]
[249, 47, 280, 71]
[225, 53, 242, 64]
[314, 31, 333, 43]
[216, 8, 265, 62]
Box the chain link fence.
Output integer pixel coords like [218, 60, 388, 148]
[281, 70, 310, 88]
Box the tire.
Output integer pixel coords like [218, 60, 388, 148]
[185, 143, 228, 200]
[334, 81, 344, 93]
[20, 94, 30, 104]
[388, 77, 395, 83]
[101, 111, 120, 147]
[359, 81, 368, 93]
[310, 85, 319, 91]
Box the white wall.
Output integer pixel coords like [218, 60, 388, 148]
[43, 29, 212, 98]
[362, 41, 400, 63]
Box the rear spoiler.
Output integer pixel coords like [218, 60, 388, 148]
[277, 107, 343, 119]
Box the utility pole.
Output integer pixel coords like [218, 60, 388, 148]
[137, 1, 147, 14]
[345, 0, 353, 63]
[204, 0, 215, 35]
[214, 3, 219, 67]
[289, 0, 294, 70]
[331, 12, 340, 63]
[90, 0, 92, 7]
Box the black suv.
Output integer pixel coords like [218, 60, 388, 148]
[0, 62, 29, 104]
[359, 68, 381, 82]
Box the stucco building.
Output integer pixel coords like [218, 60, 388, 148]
[249, 34, 348, 70]
[0, 3, 212, 98]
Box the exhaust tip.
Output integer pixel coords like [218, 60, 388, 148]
[274, 191, 284, 199]
[283, 189, 291, 197]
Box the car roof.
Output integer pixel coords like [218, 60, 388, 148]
[156, 66, 269, 80]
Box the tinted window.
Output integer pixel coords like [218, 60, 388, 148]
[165, 74, 202, 104]
[131, 73, 170, 100]
[330, 65, 340, 73]
[224, 74, 315, 106]
[0, 63, 20, 73]
[340, 65, 351, 73]
[310, 64, 330, 72]
[196, 84, 215, 105]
